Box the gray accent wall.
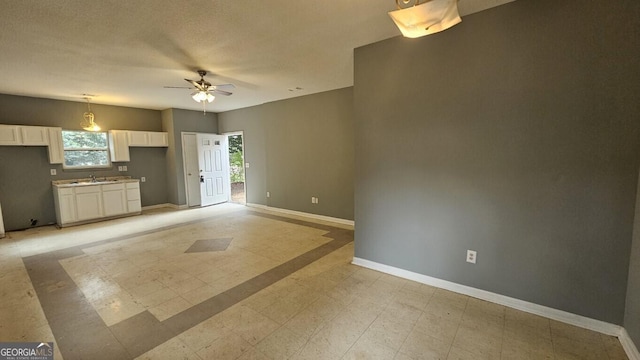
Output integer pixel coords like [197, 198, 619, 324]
[217, 105, 268, 206]
[0, 94, 168, 230]
[162, 108, 217, 206]
[354, 0, 640, 325]
[219, 88, 354, 220]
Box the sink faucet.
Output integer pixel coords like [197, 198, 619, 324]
[89, 174, 96, 182]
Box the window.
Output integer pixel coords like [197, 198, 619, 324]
[62, 131, 111, 168]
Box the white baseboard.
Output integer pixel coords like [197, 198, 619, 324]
[246, 203, 354, 227]
[142, 203, 188, 211]
[352, 257, 639, 359]
[620, 328, 640, 360]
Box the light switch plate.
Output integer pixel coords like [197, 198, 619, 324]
[141, 177, 146, 182]
[50, 169, 57, 176]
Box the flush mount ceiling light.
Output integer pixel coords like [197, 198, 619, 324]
[80, 96, 101, 132]
[389, 0, 462, 38]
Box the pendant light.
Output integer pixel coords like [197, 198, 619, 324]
[389, 0, 462, 38]
[81, 96, 101, 132]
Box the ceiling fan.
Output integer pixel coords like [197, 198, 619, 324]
[165, 70, 235, 113]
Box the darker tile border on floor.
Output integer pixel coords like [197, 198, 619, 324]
[23, 209, 353, 360]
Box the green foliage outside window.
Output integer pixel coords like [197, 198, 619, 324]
[230, 151, 244, 183]
[228, 135, 244, 183]
[62, 131, 110, 168]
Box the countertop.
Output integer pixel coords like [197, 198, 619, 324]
[52, 176, 139, 188]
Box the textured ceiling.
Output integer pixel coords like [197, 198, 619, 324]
[0, 0, 515, 113]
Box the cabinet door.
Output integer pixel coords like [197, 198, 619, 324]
[109, 130, 130, 162]
[125, 182, 141, 213]
[76, 188, 103, 221]
[148, 132, 169, 147]
[59, 194, 77, 224]
[0, 125, 21, 145]
[47, 127, 64, 164]
[102, 184, 127, 217]
[20, 126, 49, 146]
[128, 131, 149, 146]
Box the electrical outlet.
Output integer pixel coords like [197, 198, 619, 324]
[266, 191, 270, 198]
[141, 177, 146, 182]
[50, 169, 57, 176]
[118, 166, 123, 171]
[123, 165, 127, 171]
[315, 197, 319, 204]
[245, 163, 250, 168]
[466, 250, 477, 264]
[311, 197, 315, 203]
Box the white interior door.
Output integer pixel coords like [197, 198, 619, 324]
[197, 134, 230, 206]
[184, 134, 201, 207]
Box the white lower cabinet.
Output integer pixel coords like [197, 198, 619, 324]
[75, 186, 103, 221]
[54, 188, 77, 224]
[126, 182, 142, 213]
[53, 181, 141, 227]
[102, 183, 127, 217]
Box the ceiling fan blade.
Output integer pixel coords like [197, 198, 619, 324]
[212, 84, 236, 91]
[185, 79, 205, 91]
[163, 86, 193, 89]
[212, 89, 233, 96]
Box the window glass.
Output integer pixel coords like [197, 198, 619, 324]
[62, 131, 110, 168]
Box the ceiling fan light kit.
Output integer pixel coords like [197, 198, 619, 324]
[389, 0, 461, 38]
[191, 91, 215, 103]
[164, 70, 235, 113]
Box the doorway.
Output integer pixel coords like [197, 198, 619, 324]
[226, 132, 246, 204]
[183, 132, 231, 207]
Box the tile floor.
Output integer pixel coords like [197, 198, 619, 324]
[0, 203, 630, 360]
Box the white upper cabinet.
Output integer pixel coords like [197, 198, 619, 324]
[0, 125, 63, 164]
[0, 125, 53, 146]
[110, 130, 168, 162]
[148, 132, 169, 147]
[127, 131, 149, 146]
[0, 125, 57, 146]
[20, 126, 49, 145]
[47, 127, 64, 164]
[127, 130, 169, 147]
[109, 130, 130, 162]
[0, 125, 21, 145]
[1, 124, 167, 164]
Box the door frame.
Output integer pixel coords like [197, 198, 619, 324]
[180, 130, 238, 207]
[222, 131, 247, 205]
